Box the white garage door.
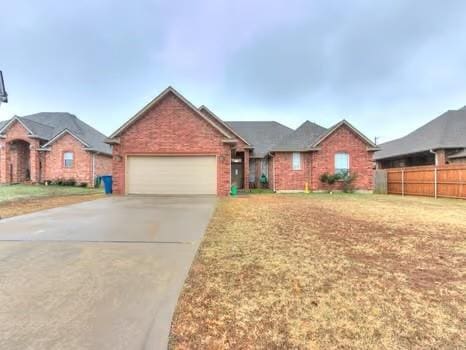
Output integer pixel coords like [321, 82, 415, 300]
[127, 156, 217, 195]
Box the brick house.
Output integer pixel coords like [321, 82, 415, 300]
[107, 87, 377, 195]
[375, 106, 466, 168]
[0, 113, 112, 186]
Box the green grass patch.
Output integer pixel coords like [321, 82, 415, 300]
[0, 184, 102, 203]
[248, 188, 275, 194]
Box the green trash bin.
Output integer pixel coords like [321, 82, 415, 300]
[230, 184, 238, 196]
[94, 176, 102, 188]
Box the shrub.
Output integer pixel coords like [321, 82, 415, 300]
[341, 172, 358, 193]
[62, 178, 76, 186]
[54, 178, 64, 186]
[77, 182, 88, 188]
[319, 172, 341, 192]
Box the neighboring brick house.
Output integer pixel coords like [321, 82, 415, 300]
[0, 113, 112, 187]
[107, 86, 377, 195]
[375, 106, 466, 168]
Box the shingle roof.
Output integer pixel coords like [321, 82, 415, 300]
[271, 121, 327, 151]
[0, 112, 112, 155]
[226, 121, 293, 158]
[374, 107, 466, 160]
[198, 106, 250, 145]
[448, 149, 466, 159]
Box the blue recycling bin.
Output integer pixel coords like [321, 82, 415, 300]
[102, 175, 113, 194]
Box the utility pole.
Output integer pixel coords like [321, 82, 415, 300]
[0, 71, 8, 106]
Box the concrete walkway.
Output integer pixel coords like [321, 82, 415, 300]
[0, 196, 216, 350]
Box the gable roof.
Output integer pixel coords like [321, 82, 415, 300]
[41, 128, 90, 149]
[0, 112, 112, 155]
[226, 121, 293, 158]
[313, 119, 377, 148]
[0, 116, 36, 136]
[271, 121, 327, 151]
[108, 86, 232, 140]
[374, 107, 466, 160]
[198, 106, 251, 146]
[271, 119, 377, 152]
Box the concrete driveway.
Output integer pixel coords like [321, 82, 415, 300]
[0, 196, 216, 350]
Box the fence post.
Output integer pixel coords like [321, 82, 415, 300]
[401, 168, 405, 197]
[434, 167, 438, 199]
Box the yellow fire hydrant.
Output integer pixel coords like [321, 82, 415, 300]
[304, 182, 310, 194]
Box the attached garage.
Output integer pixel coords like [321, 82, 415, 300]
[127, 156, 217, 195]
[107, 87, 238, 196]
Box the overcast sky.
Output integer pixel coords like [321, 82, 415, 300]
[1, 0, 465, 143]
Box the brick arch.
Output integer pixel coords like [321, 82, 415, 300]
[7, 137, 31, 145]
[0, 120, 41, 184]
[7, 139, 31, 183]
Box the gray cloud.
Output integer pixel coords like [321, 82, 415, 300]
[1, 0, 465, 141]
[224, 1, 466, 105]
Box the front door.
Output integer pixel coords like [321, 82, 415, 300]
[231, 160, 244, 188]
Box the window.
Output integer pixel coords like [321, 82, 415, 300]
[292, 152, 301, 170]
[64, 152, 74, 168]
[335, 152, 349, 175]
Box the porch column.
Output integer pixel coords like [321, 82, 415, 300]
[0, 140, 7, 184]
[256, 158, 262, 187]
[244, 150, 250, 191]
[29, 140, 40, 183]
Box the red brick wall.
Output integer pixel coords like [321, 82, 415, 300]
[10, 141, 30, 182]
[112, 92, 232, 195]
[310, 125, 374, 190]
[273, 125, 374, 191]
[0, 121, 111, 186]
[94, 154, 112, 177]
[0, 121, 40, 183]
[267, 156, 274, 189]
[435, 149, 447, 166]
[43, 133, 92, 185]
[274, 152, 311, 191]
[243, 149, 250, 190]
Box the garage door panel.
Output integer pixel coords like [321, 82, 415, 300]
[127, 156, 217, 195]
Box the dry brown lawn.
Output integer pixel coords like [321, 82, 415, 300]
[170, 194, 466, 349]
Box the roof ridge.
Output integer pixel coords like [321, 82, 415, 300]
[298, 120, 327, 129]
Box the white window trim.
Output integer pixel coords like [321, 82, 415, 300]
[292, 152, 301, 170]
[64, 152, 74, 168]
[335, 152, 350, 174]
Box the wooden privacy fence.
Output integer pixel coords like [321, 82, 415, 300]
[386, 165, 466, 199]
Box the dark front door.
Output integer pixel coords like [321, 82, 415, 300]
[231, 161, 244, 188]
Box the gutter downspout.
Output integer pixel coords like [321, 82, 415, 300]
[270, 153, 276, 192]
[92, 153, 96, 188]
[429, 149, 438, 166]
